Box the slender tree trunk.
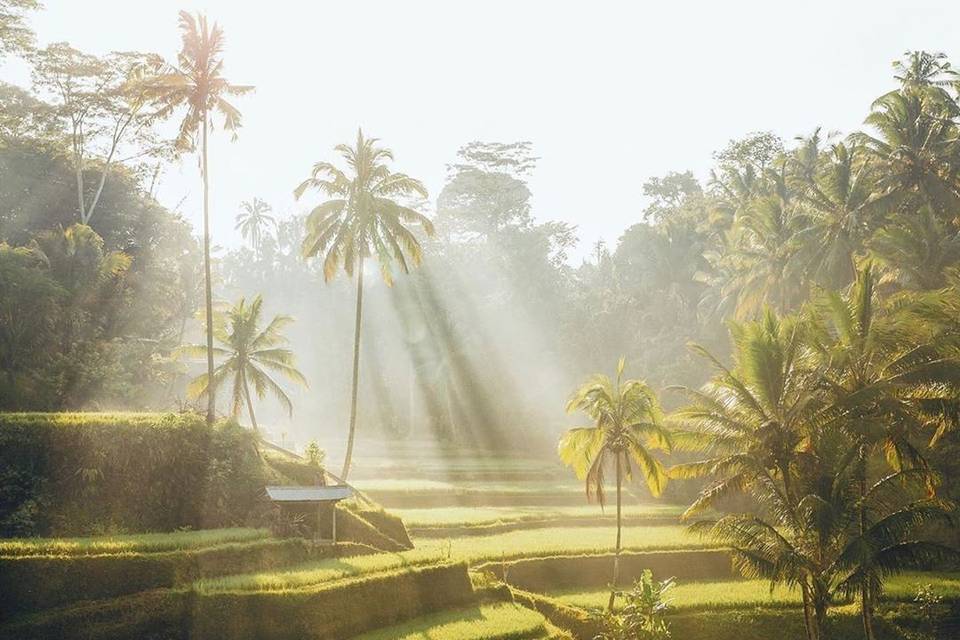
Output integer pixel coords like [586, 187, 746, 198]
[85, 161, 112, 225]
[75, 162, 87, 224]
[858, 446, 876, 640]
[608, 454, 622, 612]
[202, 113, 216, 425]
[444, 378, 456, 442]
[801, 582, 816, 640]
[813, 585, 829, 640]
[341, 262, 364, 479]
[408, 359, 415, 436]
[242, 371, 259, 434]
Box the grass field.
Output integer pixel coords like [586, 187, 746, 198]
[396, 504, 684, 527]
[196, 524, 710, 593]
[348, 603, 553, 640]
[551, 573, 960, 611]
[413, 524, 711, 562]
[0, 528, 269, 557]
[194, 548, 445, 593]
[353, 479, 585, 495]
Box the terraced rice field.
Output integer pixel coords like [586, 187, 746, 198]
[0, 528, 269, 557]
[348, 603, 567, 640]
[551, 573, 960, 611]
[195, 548, 445, 593]
[413, 524, 710, 562]
[395, 504, 685, 527]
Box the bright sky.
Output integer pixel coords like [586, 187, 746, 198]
[4, 0, 957, 261]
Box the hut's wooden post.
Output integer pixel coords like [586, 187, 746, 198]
[332, 504, 337, 543]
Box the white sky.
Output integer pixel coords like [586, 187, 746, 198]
[4, 0, 958, 261]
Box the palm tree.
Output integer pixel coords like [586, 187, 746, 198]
[806, 264, 960, 639]
[235, 197, 277, 256]
[854, 90, 960, 224]
[673, 303, 960, 640]
[559, 359, 671, 611]
[790, 141, 894, 289]
[869, 206, 960, 290]
[180, 295, 306, 434]
[145, 10, 252, 424]
[294, 129, 434, 479]
[669, 310, 824, 636]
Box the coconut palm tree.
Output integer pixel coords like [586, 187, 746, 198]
[790, 141, 894, 289]
[674, 301, 960, 640]
[559, 359, 671, 611]
[145, 10, 252, 424]
[669, 310, 825, 635]
[854, 90, 960, 223]
[235, 197, 276, 256]
[806, 264, 960, 639]
[294, 129, 434, 479]
[180, 294, 306, 434]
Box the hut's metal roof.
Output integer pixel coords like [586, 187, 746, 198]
[265, 485, 352, 502]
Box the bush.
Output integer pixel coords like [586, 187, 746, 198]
[0, 412, 270, 536]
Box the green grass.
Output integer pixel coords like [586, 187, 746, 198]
[0, 528, 269, 557]
[353, 478, 585, 495]
[396, 504, 684, 527]
[348, 603, 548, 640]
[194, 548, 445, 593]
[197, 524, 708, 593]
[415, 525, 712, 562]
[551, 572, 960, 612]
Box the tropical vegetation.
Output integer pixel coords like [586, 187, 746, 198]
[295, 129, 435, 478]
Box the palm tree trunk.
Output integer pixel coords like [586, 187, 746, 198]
[607, 454, 622, 612]
[813, 584, 829, 640]
[444, 378, 456, 442]
[341, 262, 364, 480]
[202, 112, 216, 425]
[241, 371, 259, 434]
[858, 446, 876, 640]
[801, 583, 815, 640]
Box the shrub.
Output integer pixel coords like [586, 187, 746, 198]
[0, 412, 270, 536]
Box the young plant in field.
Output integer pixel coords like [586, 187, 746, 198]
[560, 358, 671, 611]
[593, 570, 674, 640]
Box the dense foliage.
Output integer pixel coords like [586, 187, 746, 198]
[0, 413, 269, 535]
[670, 267, 960, 640]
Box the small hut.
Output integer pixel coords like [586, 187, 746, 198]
[265, 485, 352, 542]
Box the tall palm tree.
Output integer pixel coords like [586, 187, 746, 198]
[180, 295, 307, 433]
[854, 90, 960, 224]
[235, 197, 276, 256]
[790, 141, 894, 289]
[673, 303, 960, 640]
[669, 310, 824, 635]
[145, 10, 252, 424]
[559, 358, 671, 611]
[295, 129, 434, 479]
[807, 264, 960, 639]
